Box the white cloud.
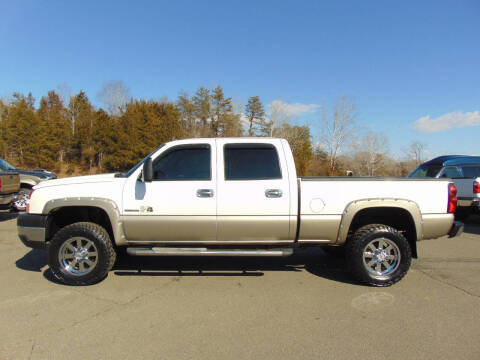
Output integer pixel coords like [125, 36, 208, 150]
[413, 110, 480, 133]
[268, 100, 320, 118]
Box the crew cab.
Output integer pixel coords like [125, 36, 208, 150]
[18, 138, 462, 286]
[409, 155, 480, 220]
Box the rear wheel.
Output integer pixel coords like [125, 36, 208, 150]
[48, 222, 116, 286]
[346, 224, 412, 286]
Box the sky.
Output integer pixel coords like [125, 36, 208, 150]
[1, 0, 479, 158]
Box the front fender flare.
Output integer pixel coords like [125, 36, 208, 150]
[42, 197, 127, 246]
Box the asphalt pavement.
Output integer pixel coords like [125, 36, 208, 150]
[1, 213, 479, 360]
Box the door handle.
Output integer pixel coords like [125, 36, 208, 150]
[265, 189, 283, 198]
[196, 189, 214, 198]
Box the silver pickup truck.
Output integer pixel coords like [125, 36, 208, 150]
[18, 138, 463, 287]
[409, 155, 480, 220]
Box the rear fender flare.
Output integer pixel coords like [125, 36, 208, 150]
[336, 198, 423, 244]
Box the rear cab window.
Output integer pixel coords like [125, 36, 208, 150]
[409, 165, 442, 178]
[439, 166, 462, 179]
[224, 144, 282, 180]
[461, 166, 480, 178]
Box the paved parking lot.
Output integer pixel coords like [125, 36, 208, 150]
[1, 213, 479, 360]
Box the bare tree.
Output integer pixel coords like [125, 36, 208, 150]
[97, 80, 130, 116]
[407, 140, 426, 166]
[351, 131, 389, 176]
[320, 95, 357, 175]
[56, 83, 72, 106]
[269, 99, 292, 136]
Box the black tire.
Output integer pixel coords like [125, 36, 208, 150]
[322, 246, 346, 258]
[48, 222, 116, 286]
[346, 224, 412, 287]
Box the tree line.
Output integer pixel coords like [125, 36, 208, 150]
[0, 83, 424, 177]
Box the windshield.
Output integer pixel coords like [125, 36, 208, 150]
[115, 144, 165, 178]
[408, 165, 442, 178]
[0, 158, 17, 171]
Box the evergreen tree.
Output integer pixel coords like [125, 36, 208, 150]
[273, 123, 313, 176]
[104, 100, 183, 171]
[37, 91, 71, 168]
[245, 96, 268, 136]
[4, 93, 41, 166]
[211, 85, 233, 137]
[69, 91, 95, 168]
[177, 92, 197, 137]
[192, 87, 211, 137]
[93, 109, 118, 171]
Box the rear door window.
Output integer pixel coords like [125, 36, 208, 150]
[224, 144, 282, 180]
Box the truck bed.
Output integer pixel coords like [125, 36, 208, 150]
[0, 171, 20, 195]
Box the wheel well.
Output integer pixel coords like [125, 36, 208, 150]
[20, 183, 33, 189]
[46, 206, 114, 243]
[347, 207, 418, 258]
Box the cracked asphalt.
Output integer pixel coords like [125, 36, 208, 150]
[1, 213, 479, 360]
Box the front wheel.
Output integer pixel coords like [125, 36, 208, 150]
[346, 224, 412, 286]
[48, 222, 116, 285]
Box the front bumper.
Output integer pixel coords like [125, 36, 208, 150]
[17, 213, 48, 249]
[448, 221, 464, 238]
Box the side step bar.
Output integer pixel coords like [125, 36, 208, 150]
[126, 247, 293, 257]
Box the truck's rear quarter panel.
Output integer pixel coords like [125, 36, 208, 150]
[299, 177, 452, 243]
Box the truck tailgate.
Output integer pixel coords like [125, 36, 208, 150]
[0, 172, 20, 194]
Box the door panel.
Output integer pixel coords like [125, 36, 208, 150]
[122, 215, 217, 242]
[216, 139, 292, 241]
[122, 141, 217, 242]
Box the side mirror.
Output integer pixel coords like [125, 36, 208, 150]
[143, 158, 153, 182]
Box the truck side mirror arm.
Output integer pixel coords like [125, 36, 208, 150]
[142, 158, 153, 182]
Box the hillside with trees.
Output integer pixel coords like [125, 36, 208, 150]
[0, 85, 423, 177]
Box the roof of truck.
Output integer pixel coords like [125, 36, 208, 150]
[423, 155, 480, 166]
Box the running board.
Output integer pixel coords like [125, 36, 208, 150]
[126, 247, 293, 257]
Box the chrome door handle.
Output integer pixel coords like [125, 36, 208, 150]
[265, 189, 283, 198]
[196, 189, 214, 198]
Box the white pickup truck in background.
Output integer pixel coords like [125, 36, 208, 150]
[409, 155, 480, 220]
[18, 138, 463, 287]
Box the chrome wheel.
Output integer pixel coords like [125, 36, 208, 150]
[362, 237, 401, 280]
[58, 237, 99, 276]
[12, 193, 29, 211]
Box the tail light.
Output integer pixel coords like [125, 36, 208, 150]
[474, 181, 480, 194]
[26, 190, 34, 213]
[0, 177, 2, 188]
[447, 183, 457, 213]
